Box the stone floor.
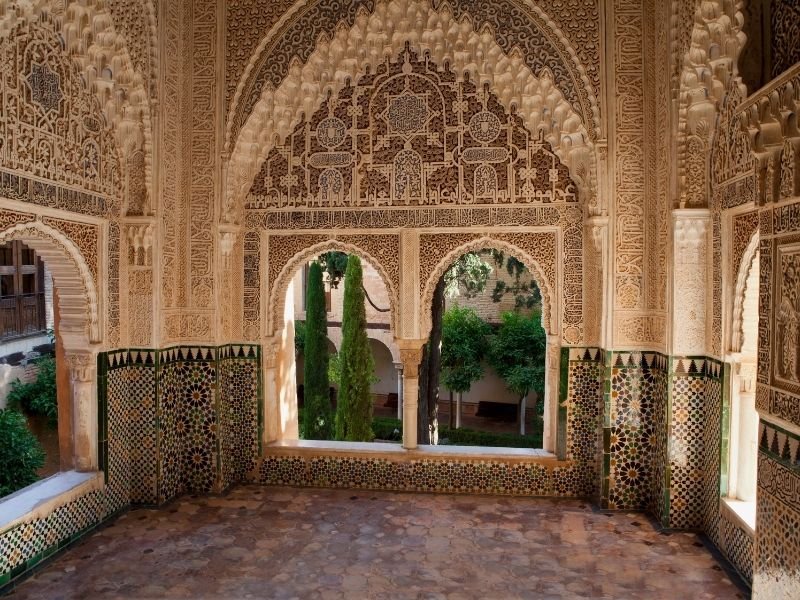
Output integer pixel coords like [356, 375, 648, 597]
[7, 486, 746, 599]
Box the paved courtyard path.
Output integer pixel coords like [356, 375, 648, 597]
[7, 485, 745, 599]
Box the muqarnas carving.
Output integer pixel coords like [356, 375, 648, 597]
[247, 48, 577, 211]
[0, 17, 121, 208]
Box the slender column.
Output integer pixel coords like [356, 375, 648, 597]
[393, 362, 404, 420]
[262, 343, 281, 444]
[66, 351, 97, 472]
[398, 343, 425, 449]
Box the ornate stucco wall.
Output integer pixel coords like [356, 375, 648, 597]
[1, 0, 799, 596]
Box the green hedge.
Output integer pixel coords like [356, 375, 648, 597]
[439, 426, 542, 449]
[304, 412, 543, 448]
[372, 417, 403, 442]
[371, 417, 542, 448]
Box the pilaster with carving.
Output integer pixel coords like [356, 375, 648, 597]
[66, 352, 98, 472]
[671, 210, 711, 356]
[218, 225, 242, 340]
[124, 220, 155, 347]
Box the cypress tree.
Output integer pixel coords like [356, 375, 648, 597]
[335, 255, 375, 441]
[302, 261, 333, 440]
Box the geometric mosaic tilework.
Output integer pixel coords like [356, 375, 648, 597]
[602, 351, 667, 510]
[157, 356, 183, 503]
[0, 487, 110, 589]
[159, 347, 219, 500]
[218, 345, 262, 490]
[565, 348, 605, 499]
[258, 454, 576, 497]
[104, 350, 158, 506]
[754, 453, 800, 597]
[94, 345, 263, 505]
[650, 359, 670, 525]
[758, 420, 800, 473]
[703, 368, 724, 546]
[698, 361, 754, 586]
[719, 505, 754, 585]
[668, 363, 712, 529]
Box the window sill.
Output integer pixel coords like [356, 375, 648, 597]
[0, 471, 103, 534]
[266, 439, 558, 462]
[721, 497, 756, 535]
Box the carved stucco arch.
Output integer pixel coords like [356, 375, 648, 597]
[0, 1, 155, 206]
[730, 229, 759, 355]
[226, 0, 600, 151]
[225, 0, 599, 222]
[267, 238, 399, 339]
[419, 236, 556, 341]
[675, 0, 746, 207]
[0, 221, 101, 350]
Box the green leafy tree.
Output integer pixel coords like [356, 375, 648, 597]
[0, 409, 46, 497]
[302, 262, 333, 440]
[418, 252, 495, 443]
[489, 251, 542, 310]
[335, 255, 375, 441]
[440, 306, 491, 428]
[419, 250, 544, 443]
[488, 311, 547, 435]
[7, 356, 58, 427]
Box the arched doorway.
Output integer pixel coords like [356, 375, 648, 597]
[0, 219, 100, 479]
[264, 241, 398, 445]
[420, 237, 559, 452]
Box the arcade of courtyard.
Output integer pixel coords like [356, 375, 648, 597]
[0, 0, 799, 598]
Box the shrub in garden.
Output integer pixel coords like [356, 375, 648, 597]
[7, 355, 58, 427]
[0, 409, 46, 497]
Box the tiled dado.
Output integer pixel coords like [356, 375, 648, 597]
[718, 501, 755, 585]
[667, 357, 723, 530]
[101, 345, 262, 504]
[1, 344, 262, 591]
[601, 351, 668, 510]
[0, 487, 114, 590]
[256, 348, 605, 498]
[257, 451, 581, 496]
[753, 449, 800, 598]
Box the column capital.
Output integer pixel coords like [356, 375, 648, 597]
[396, 339, 426, 378]
[66, 352, 95, 383]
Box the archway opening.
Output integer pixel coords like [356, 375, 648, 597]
[0, 240, 68, 497]
[0, 221, 100, 507]
[419, 248, 548, 448]
[726, 246, 760, 530]
[283, 250, 399, 444]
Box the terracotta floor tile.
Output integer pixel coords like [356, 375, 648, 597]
[7, 486, 745, 599]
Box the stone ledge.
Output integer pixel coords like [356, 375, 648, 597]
[721, 497, 756, 535]
[0, 471, 103, 534]
[264, 440, 560, 463]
